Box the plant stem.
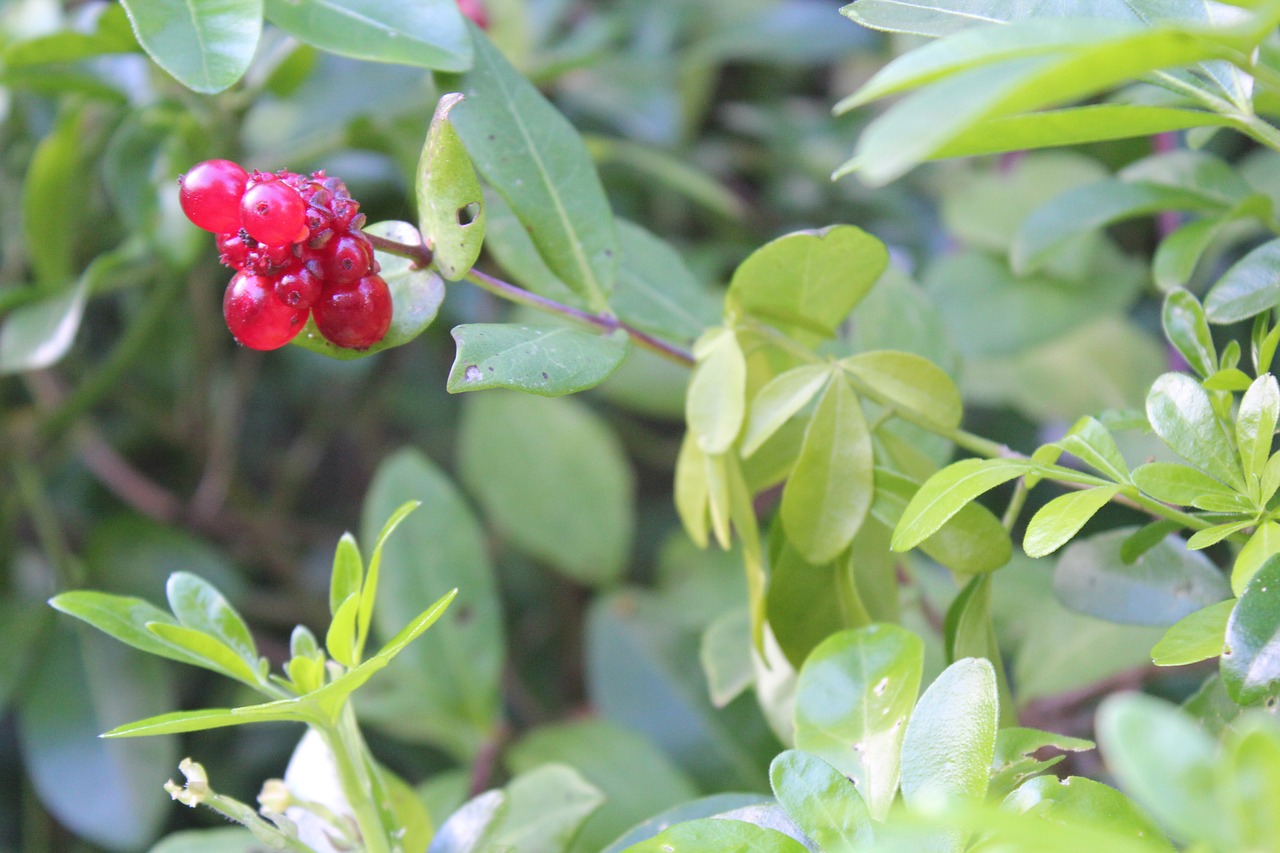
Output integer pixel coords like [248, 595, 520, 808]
[366, 232, 696, 366]
[322, 708, 392, 853]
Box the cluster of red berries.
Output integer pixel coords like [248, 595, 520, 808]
[178, 159, 392, 351]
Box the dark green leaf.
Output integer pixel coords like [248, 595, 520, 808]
[1152, 599, 1234, 666]
[120, 0, 262, 93]
[770, 750, 871, 852]
[1204, 238, 1280, 323]
[447, 323, 628, 396]
[781, 375, 874, 563]
[1024, 486, 1121, 558]
[766, 530, 869, 670]
[265, 0, 469, 71]
[1163, 290, 1218, 379]
[610, 220, 720, 345]
[418, 93, 485, 280]
[1223, 554, 1280, 704]
[1146, 372, 1245, 491]
[727, 226, 889, 343]
[794, 624, 924, 819]
[1054, 527, 1231, 626]
[439, 29, 616, 306]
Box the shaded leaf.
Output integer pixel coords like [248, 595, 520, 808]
[265, 0, 469, 71]
[1205, 237, 1280, 323]
[447, 324, 628, 396]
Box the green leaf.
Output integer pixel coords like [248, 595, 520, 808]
[1096, 693, 1226, 848]
[507, 720, 698, 853]
[794, 624, 924, 820]
[439, 28, 616, 306]
[165, 572, 258, 669]
[780, 375, 874, 564]
[687, 327, 747, 455]
[1023, 486, 1122, 558]
[1056, 416, 1130, 484]
[120, 0, 262, 93]
[1152, 599, 1234, 666]
[603, 796, 777, 853]
[726, 226, 889, 343]
[1204, 237, 1280, 323]
[741, 365, 831, 457]
[4, 5, 138, 67]
[1221, 718, 1280, 849]
[1004, 776, 1170, 847]
[700, 608, 753, 707]
[675, 432, 711, 549]
[102, 704, 314, 738]
[0, 276, 88, 375]
[622, 818, 809, 853]
[264, 0, 469, 71]
[148, 828, 260, 852]
[145, 622, 262, 687]
[329, 533, 363, 619]
[1233, 521, 1280, 594]
[766, 529, 870, 669]
[1120, 519, 1184, 564]
[872, 469, 1012, 574]
[1163, 290, 1218, 379]
[48, 591, 201, 668]
[18, 626, 176, 849]
[459, 392, 633, 585]
[840, 350, 963, 429]
[1131, 461, 1236, 505]
[447, 323, 628, 396]
[1237, 373, 1280, 487]
[770, 750, 871, 852]
[358, 450, 501, 760]
[1203, 367, 1255, 391]
[610, 220, 720, 345]
[291, 221, 446, 360]
[22, 107, 89, 287]
[354, 499, 420, 662]
[990, 727, 1095, 800]
[1187, 520, 1254, 550]
[428, 789, 506, 853]
[1146, 372, 1245, 491]
[418, 93, 486, 281]
[901, 658, 998, 811]
[1223, 554, 1280, 704]
[325, 593, 359, 667]
[891, 458, 1031, 553]
[1054, 527, 1231, 626]
[1155, 218, 1230, 293]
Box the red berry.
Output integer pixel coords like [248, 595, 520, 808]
[457, 0, 489, 29]
[216, 231, 250, 268]
[179, 160, 248, 233]
[240, 179, 307, 247]
[223, 272, 309, 350]
[313, 275, 392, 349]
[319, 233, 374, 286]
[274, 268, 323, 309]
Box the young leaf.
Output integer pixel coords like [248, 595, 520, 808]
[1233, 521, 1280, 594]
[1131, 461, 1235, 505]
[1187, 520, 1254, 550]
[726, 226, 889, 343]
[102, 704, 316, 738]
[264, 0, 470, 71]
[325, 593, 359, 668]
[417, 93, 486, 280]
[675, 432, 710, 549]
[780, 375, 874, 564]
[1152, 599, 1235, 666]
[794, 624, 924, 820]
[438, 27, 617, 307]
[329, 533, 363, 619]
[1223, 554, 1280, 704]
[0, 276, 89, 375]
[1023, 486, 1122, 558]
[165, 573, 258, 669]
[447, 324, 629, 396]
[840, 349, 963, 428]
[741, 364, 832, 457]
[354, 499, 421, 662]
[1236, 373, 1280, 486]
[1054, 527, 1231, 626]
[144, 623, 262, 687]
[891, 458, 1031, 553]
[1146, 372, 1246, 491]
[1163, 290, 1218, 379]
[871, 468, 1012, 574]
[1204, 238, 1280, 323]
[900, 658, 998, 821]
[686, 327, 747, 455]
[770, 750, 872, 852]
[120, 0, 262, 93]
[48, 591, 202, 668]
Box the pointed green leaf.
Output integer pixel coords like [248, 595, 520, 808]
[48, 591, 201, 668]
[1237, 374, 1280, 484]
[1131, 461, 1235, 505]
[872, 468, 1011, 573]
[264, 0, 470, 71]
[1223, 554, 1280, 703]
[686, 327, 747, 455]
[780, 375, 874, 563]
[418, 93, 485, 280]
[103, 704, 313, 737]
[355, 499, 420, 661]
[794, 624, 924, 820]
[164, 573, 258, 669]
[325, 593, 359, 668]
[891, 458, 1031, 552]
[1203, 367, 1255, 391]
[741, 365, 831, 457]
[438, 28, 616, 305]
[1205, 238, 1280, 323]
[1233, 521, 1280, 594]
[770, 750, 871, 852]
[1056, 416, 1130, 484]
[840, 349, 962, 429]
[1023, 486, 1121, 558]
[726, 226, 889, 343]
[1187, 520, 1254, 550]
[447, 323, 628, 396]
[144, 623, 261, 687]
[1163, 290, 1218, 379]
[1146, 372, 1245, 490]
[1155, 218, 1229, 293]
[329, 533, 363, 618]
[1152, 599, 1234, 666]
[120, 0, 262, 94]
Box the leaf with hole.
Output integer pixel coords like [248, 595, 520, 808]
[418, 93, 485, 280]
[447, 323, 628, 396]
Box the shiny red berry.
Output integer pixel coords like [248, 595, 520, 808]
[223, 272, 308, 350]
[313, 274, 392, 349]
[240, 179, 307, 247]
[274, 268, 323, 310]
[216, 231, 250, 268]
[319, 233, 374, 286]
[179, 160, 248, 233]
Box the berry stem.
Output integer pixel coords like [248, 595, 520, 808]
[365, 232, 696, 367]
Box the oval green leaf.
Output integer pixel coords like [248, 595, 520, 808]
[447, 323, 628, 397]
[1146, 372, 1245, 491]
[841, 349, 962, 429]
[1152, 599, 1234, 666]
[264, 0, 470, 71]
[1023, 485, 1121, 558]
[120, 0, 262, 94]
[891, 458, 1031, 553]
[1223, 554, 1280, 705]
[418, 93, 485, 281]
[1205, 238, 1280, 324]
